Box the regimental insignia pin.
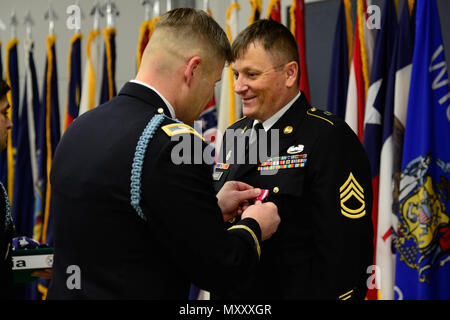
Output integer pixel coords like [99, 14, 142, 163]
[287, 144, 304, 154]
[283, 126, 293, 134]
[339, 172, 366, 219]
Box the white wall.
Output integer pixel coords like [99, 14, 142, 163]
[0, 0, 299, 131]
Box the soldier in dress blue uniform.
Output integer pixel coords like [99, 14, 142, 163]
[47, 9, 280, 300]
[213, 19, 374, 300]
[0, 80, 14, 299]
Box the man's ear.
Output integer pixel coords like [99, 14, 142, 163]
[285, 61, 299, 88]
[184, 56, 202, 87]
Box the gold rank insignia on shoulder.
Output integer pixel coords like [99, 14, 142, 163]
[162, 123, 205, 141]
[339, 172, 366, 219]
[231, 116, 247, 126]
[307, 107, 334, 126]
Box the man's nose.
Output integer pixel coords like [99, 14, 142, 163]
[234, 75, 248, 94]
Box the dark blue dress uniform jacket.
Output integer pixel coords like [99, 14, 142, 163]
[47, 82, 262, 299]
[213, 93, 374, 300]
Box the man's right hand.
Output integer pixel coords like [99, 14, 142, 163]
[241, 201, 280, 241]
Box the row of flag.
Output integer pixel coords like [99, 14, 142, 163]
[328, 0, 450, 300]
[0, 14, 117, 298]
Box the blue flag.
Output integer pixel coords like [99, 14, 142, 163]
[12, 39, 40, 238]
[392, 0, 415, 218]
[32, 35, 61, 300]
[64, 33, 82, 131]
[100, 27, 117, 104]
[34, 35, 60, 247]
[327, 0, 351, 119]
[395, 0, 450, 300]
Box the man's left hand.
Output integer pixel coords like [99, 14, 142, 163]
[217, 181, 261, 222]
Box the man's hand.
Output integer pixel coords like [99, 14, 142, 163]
[217, 181, 261, 222]
[242, 201, 280, 241]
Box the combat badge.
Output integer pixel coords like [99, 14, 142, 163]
[287, 144, 304, 154]
[339, 172, 366, 219]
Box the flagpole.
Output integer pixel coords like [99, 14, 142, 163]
[9, 10, 17, 40]
[103, 0, 119, 29]
[202, 0, 209, 11]
[74, 0, 84, 34]
[24, 10, 34, 41]
[153, 0, 160, 18]
[141, 0, 152, 20]
[0, 17, 6, 44]
[106, 0, 113, 28]
[91, 0, 103, 31]
[44, 2, 58, 36]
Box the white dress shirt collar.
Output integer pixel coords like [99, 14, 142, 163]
[252, 91, 302, 131]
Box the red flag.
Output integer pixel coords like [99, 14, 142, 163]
[266, 0, 281, 22]
[64, 33, 82, 130]
[290, 0, 310, 104]
[345, 0, 373, 142]
[136, 17, 160, 70]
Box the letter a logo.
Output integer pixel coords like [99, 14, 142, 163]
[66, 265, 81, 290]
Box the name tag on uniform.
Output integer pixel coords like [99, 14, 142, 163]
[212, 171, 223, 181]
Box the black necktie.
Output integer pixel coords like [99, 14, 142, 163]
[254, 122, 265, 143]
[254, 122, 269, 163]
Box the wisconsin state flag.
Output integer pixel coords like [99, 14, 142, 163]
[394, 0, 450, 300]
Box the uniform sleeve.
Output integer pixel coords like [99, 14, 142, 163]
[141, 133, 261, 294]
[308, 122, 374, 300]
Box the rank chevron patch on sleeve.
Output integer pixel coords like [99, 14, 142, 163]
[339, 172, 366, 219]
